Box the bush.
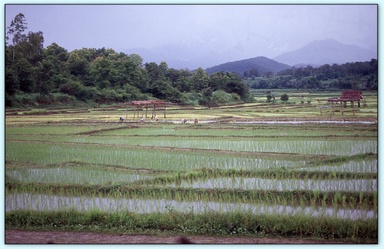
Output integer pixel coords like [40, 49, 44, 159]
[36, 94, 55, 105]
[59, 81, 83, 96]
[266, 93, 276, 102]
[54, 93, 77, 104]
[212, 90, 233, 104]
[183, 92, 201, 106]
[280, 93, 289, 102]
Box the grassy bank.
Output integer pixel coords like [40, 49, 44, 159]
[5, 209, 377, 243]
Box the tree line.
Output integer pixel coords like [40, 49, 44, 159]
[5, 13, 251, 107]
[246, 59, 378, 91]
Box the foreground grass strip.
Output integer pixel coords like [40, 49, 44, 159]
[5, 210, 377, 243]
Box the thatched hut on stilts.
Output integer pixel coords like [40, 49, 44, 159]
[127, 100, 174, 120]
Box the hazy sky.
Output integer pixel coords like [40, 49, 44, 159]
[5, 4, 378, 62]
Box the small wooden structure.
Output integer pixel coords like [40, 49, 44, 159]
[127, 100, 174, 119]
[318, 90, 366, 115]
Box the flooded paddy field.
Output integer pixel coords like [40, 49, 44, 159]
[167, 177, 377, 192]
[6, 192, 376, 220]
[5, 106, 378, 243]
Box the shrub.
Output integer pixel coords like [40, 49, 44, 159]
[212, 90, 233, 104]
[280, 93, 289, 102]
[266, 93, 276, 102]
[36, 94, 55, 105]
[54, 93, 77, 104]
[59, 81, 83, 97]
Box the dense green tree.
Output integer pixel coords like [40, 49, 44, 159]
[175, 75, 192, 92]
[14, 58, 35, 93]
[6, 13, 28, 64]
[117, 56, 147, 91]
[24, 31, 44, 63]
[5, 67, 19, 96]
[145, 62, 164, 82]
[224, 72, 250, 100]
[45, 43, 68, 61]
[209, 72, 228, 91]
[35, 57, 58, 96]
[149, 79, 182, 103]
[191, 67, 209, 91]
[90, 57, 114, 88]
[198, 87, 215, 107]
[128, 53, 143, 66]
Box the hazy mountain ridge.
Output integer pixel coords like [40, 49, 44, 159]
[125, 42, 233, 70]
[125, 39, 377, 72]
[204, 57, 291, 75]
[273, 39, 377, 66]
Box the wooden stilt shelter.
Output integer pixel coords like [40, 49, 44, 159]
[127, 100, 175, 119]
[317, 90, 366, 115]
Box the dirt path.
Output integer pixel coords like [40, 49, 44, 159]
[5, 230, 347, 244]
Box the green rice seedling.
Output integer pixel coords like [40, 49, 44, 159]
[73, 133, 377, 156]
[165, 177, 377, 192]
[6, 166, 153, 186]
[7, 141, 310, 172]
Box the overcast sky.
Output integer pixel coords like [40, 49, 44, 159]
[5, 4, 378, 63]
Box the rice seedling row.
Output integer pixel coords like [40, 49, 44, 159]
[6, 192, 376, 221]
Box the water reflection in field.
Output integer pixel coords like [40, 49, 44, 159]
[6, 193, 376, 220]
[297, 159, 377, 173]
[169, 178, 377, 192]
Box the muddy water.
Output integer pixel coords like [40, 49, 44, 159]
[6, 193, 376, 220]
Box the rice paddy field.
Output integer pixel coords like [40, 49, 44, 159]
[4, 91, 378, 243]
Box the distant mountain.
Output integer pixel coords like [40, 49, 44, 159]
[125, 39, 282, 70]
[273, 39, 377, 66]
[125, 42, 234, 70]
[124, 47, 199, 69]
[205, 56, 291, 75]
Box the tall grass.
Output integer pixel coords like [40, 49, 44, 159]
[5, 208, 378, 242]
